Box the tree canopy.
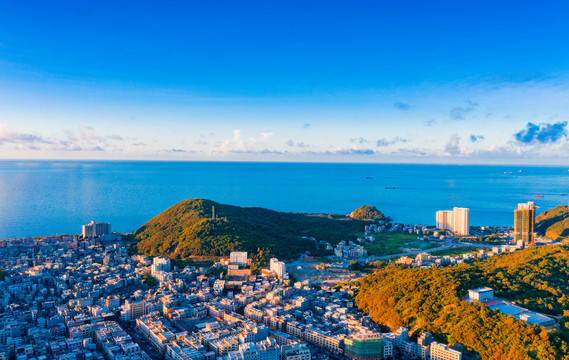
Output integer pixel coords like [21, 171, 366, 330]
[350, 205, 386, 221]
[134, 199, 373, 260]
[536, 205, 569, 240]
[355, 245, 569, 359]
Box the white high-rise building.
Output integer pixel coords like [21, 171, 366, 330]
[230, 252, 248, 265]
[430, 342, 462, 360]
[435, 207, 469, 236]
[269, 258, 287, 279]
[435, 211, 453, 231]
[82, 221, 111, 238]
[452, 207, 469, 236]
[151, 257, 171, 275]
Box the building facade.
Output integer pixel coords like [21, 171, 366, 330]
[152, 257, 172, 274]
[514, 202, 535, 245]
[430, 342, 462, 360]
[269, 259, 287, 279]
[82, 221, 111, 238]
[122, 299, 148, 322]
[344, 333, 383, 360]
[281, 344, 310, 360]
[468, 287, 494, 303]
[435, 208, 469, 236]
[230, 252, 248, 265]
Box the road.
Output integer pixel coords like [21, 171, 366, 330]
[288, 241, 496, 267]
[368, 240, 497, 260]
[118, 319, 162, 360]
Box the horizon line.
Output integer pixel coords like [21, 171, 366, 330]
[0, 158, 568, 167]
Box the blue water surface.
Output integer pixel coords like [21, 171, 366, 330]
[0, 161, 568, 238]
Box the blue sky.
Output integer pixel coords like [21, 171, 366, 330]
[1, 1, 569, 163]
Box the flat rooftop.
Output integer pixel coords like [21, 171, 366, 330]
[515, 312, 555, 326]
[488, 301, 525, 316]
[469, 287, 494, 293]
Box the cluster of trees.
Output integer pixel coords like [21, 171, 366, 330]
[134, 199, 372, 260]
[142, 274, 158, 287]
[355, 245, 569, 359]
[464, 235, 504, 245]
[350, 205, 387, 221]
[536, 205, 569, 240]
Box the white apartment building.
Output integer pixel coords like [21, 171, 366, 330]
[435, 207, 469, 236]
[435, 211, 453, 232]
[151, 257, 171, 275]
[82, 221, 111, 238]
[235, 339, 280, 360]
[383, 339, 393, 358]
[281, 344, 310, 360]
[121, 299, 147, 322]
[430, 342, 462, 360]
[269, 258, 287, 279]
[468, 287, 494, 303]
[230, 252, 248, 265]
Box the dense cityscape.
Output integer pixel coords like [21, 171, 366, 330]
[3, 2, 569, 359]
[0, 199, 560, 360]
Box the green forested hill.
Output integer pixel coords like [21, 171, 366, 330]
[536, 205, 569, 240]
[355, 245, 569, 359]
[350, 205, 386, 221]
[134, 199, 370, 259]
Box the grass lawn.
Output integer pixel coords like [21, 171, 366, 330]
[428, 246, 482, 257]
[364, 233, 439, 256]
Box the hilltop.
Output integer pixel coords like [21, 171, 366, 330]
[349, 205, 386, 221]
[536, 205, 569, 240]
[355, 245, 569, 359]
[133, 199, 373, 260]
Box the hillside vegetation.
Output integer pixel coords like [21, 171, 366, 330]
[536, 205, 569, 240]
[350, 205, 386, 221]
[134, 199, 370, 260]
[355, 245, 569, 359]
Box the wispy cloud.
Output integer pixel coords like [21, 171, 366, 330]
[444, 133, 461, 155]
[376, 137, 407, 147]
[450, 99, 479, 120]
[304, 148, 376, 156]
[514, 121, 568, 144]
[470, 134, 485, 143]
[162, 148, 193, 153]
[0, 124, 51, 147]
[335, 148, 375, 155]
[303, 123, 311, 129]
[349, 137, 369, 144]
[424, 119, 436, 127]
[286, 140, 309, 148]
[393, 102, 411, 111]
[0, 124, 129, 153]
[217, 149, 286, 155]
[54, 126, 125, 152]
[261, 132, 274, 140]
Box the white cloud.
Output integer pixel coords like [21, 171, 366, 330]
[443, 133, 461, 155]
[0, 123, 51, 147]
[0, 124, 128, 153]
[261, 132, 274, 140]
[217, 129, 248, 153]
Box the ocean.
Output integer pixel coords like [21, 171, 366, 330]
[0, 160, 568, 238]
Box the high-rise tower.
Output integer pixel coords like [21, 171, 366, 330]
[514, 202, 535, 245]
[435, 207, 469, 236]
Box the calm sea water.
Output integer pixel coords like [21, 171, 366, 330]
[0, 160, 568, 238]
